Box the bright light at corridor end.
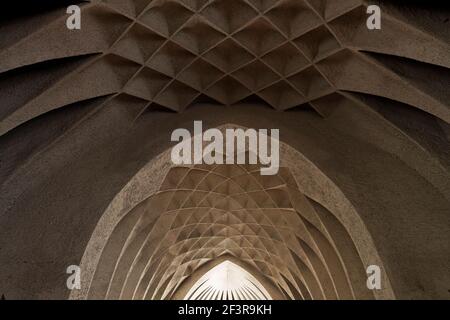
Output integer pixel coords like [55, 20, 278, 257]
[184, 261, 272, 300]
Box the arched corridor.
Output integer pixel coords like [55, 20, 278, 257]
[0, 0, 448, 300]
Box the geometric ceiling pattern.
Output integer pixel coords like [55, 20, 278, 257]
[183, 260, 272, 300]
[112, 0, 342, 111]
[87, 162, 374, 300]
[0, 0, 449, 301]
[0, 0, 449, 136]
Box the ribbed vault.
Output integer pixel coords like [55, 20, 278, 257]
[1, 0, 449, 135]
[84, 161, 377, 300]
[0, 0, 449, 300]
[183, 260, 272, 300]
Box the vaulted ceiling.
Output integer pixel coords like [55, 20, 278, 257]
[0, 0, 449, 300]
[1, 0, 449, 135]
[85, 163, 374, 300]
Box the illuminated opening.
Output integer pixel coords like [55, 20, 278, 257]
[184, 261, 272, 300]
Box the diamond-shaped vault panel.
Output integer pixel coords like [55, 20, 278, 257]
[94, 0, 359, 112]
